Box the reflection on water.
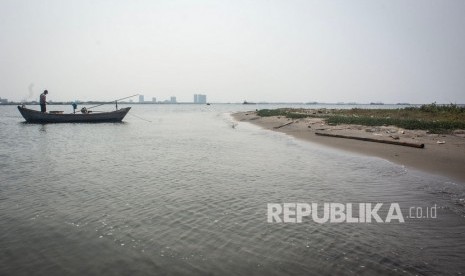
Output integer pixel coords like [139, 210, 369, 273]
[39, 124, 47, 132]
[0, 104, 465, 275]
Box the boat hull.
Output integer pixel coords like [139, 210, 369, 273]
[17, 106, 131, 123]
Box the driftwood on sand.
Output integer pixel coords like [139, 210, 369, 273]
[273, 121, 294, 129]
[315, 132, 425, 148]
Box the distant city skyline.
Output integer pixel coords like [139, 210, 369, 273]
[1, 1, 465, 104]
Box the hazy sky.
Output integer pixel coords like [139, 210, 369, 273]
[1, 0, 464, 103]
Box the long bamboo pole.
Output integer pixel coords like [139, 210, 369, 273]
[87, 94, 139, 110]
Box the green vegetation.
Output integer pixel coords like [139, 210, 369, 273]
[256, 103, 465, 133]
[256, 108, 333, 119]
[256, 109, 289, 117]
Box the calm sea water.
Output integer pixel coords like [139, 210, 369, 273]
[1, 104, 465, 275]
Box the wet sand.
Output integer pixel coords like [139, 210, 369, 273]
[233, 111, 465, 183]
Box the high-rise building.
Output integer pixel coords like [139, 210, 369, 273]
[152, 97, 157, 103]
[170, 96, 177, 103]
[199, 94, 206, 104]
[194, 94, 207, 104]
[139, 95, 144, 103]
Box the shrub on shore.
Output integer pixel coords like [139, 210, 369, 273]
[325, 115, 465, 133]
[416, 102, 465, 114]
[256, 104, 465, 133]
[257, 108, 310, 119]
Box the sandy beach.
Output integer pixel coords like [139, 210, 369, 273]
[233, 111, 465, 183]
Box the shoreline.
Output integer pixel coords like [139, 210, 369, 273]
[233, 111, 465, 183]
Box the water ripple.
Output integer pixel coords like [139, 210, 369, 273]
[1, 105, 465, 275]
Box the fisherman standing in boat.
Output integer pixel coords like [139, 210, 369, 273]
[40, 90, 48, 112]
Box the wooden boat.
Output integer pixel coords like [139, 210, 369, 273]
[17, 106, 131, 123]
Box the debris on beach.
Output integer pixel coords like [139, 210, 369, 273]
[315, 132, 425, 148]
[274, 121, 294, 129]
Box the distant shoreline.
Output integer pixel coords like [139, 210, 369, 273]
[0, 101, 205, 105]
[233, 110, 465, 183]
[2, 102, 465, 106]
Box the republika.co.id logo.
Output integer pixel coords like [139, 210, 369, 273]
[267, 203, 437, 223]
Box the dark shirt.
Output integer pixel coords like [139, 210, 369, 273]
[40, 93, 46, 105]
